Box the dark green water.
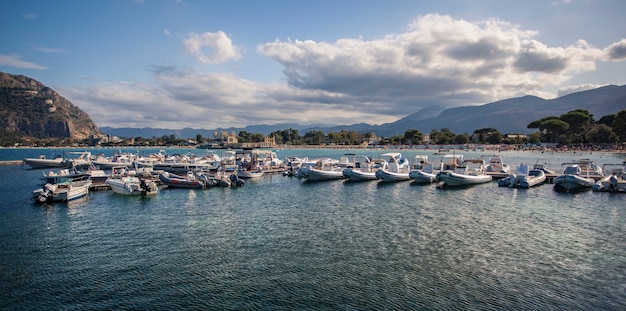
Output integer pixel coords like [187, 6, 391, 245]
[1, 148, 625, 310]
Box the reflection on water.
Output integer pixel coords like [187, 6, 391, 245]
[1, 150, 625, 310]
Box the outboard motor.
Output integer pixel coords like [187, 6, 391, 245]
[37, 183, 55, 203]
[229, 174, 245, 187]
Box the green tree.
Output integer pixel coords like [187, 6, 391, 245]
[453, 133, 470, 144]
[404, 129, 423, 144]
[611, 109, 626, 142]
[542, 119, 570, 143]
[303, 130, 325, 145]
[585, 124, 618, 144]
[528, 132, 541, 144]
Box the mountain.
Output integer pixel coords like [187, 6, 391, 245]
[377, 84, 626, 136]
[101, 84, 626, 138]
[0, 72, 101, 140]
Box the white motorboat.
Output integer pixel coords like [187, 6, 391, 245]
[237, 168, 265, 178]
[437, 159, 493, 187]
[409, 162, 438, 183]
[65, 151, 93, 169]
[485, 156, 510, 173]
[299, 158, 346, 181]
[23, 155, 66, 169]
[107, 176, 158, 195]
[408, 155, 436, 183]
[592, 162, 626, 193]
[553, 159, 603, 191]
[375, 153, 411, 182]
[342, 156, 387, 181]
[498, 163, 546, 188]
[33, 178, 92, 203]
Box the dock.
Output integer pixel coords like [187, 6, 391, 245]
[0, 160, 24, 166]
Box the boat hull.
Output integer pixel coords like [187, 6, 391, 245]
[375, 170, 410, 182]
[342, 168, 378, 181]
[553, 174, 595, 191]
[107, 177, 158, 195]
[300, 166, 345, 181]
[409, 170, 438, 183]
[498, 170, 546, 188]
[24, 157, 65, 169]
[438, 172, 492, 187]
[159, 173, 205, 189]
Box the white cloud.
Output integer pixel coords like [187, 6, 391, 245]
[258, 14, 606, 110]
[0, 54, 46, 69]
[63, 14, 621, 130]
[183, 31, 241, 65]
[557, 84, 605, 97]
[604, 38, 626, 61]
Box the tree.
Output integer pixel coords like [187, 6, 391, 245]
[453, 133, 470, 144]
[528, 132, 541, 144]
[585, 124, 618, 144]
[303, 130, 325, 145]
[485, 132, 503, 144]
[612, 109, 626, 142]
[542, 119, 570, 143]
[560, 110, 593, 143]
[404, 129, 423, 144]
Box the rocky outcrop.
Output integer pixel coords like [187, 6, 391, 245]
[0, 72, 101, 140]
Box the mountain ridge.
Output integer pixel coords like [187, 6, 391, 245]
[102, 84, 626, 138]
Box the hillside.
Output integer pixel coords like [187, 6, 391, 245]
[379, 85, 626, 136]
[0, 72, 101, 140]
[102, 85, 626, 138]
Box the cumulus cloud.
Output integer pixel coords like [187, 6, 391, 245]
[604, 39, 626, 61]
[183, 31, 241, 65]
[66, 14, 620, 130]
[0, 54, 46, 69]
[62, 67, 397, 129]
[258, 14, 605, 112]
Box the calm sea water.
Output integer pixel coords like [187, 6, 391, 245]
[1, 147, 625, 310]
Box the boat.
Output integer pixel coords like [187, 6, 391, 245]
[592, 162, 626, 193]
[553, 159, 603, 191]
[299, 158, 346, 181]
[415, 153, 465, 183]
[484, 156, 510, 173]
[158, 171, 206, 189]
[41, 167, 89, 184]
[375, 153, 411, 182]
[33, 178, 92, 203]
[342, 156, 387, 181]
[532, 159, 557, 175]
[497, 163, 546, 188]
[91, 152, 135, 170]
[437, 159, 493, 187]
[237, 168, 265, 178]
[107, 176, 158, 195]
[65, 151, 93, 170]
[23, 155, 66, 169]
[409, 162, 438, 183]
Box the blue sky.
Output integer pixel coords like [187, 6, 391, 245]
[1, 0, 625, 130]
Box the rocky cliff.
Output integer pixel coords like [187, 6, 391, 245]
[0, 72, 101, 140]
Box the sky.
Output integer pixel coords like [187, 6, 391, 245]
[1, 0, 626, 130]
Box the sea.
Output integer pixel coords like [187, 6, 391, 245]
[1, 147, 625, 310]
